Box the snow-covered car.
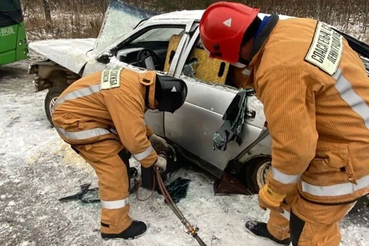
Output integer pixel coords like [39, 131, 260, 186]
[28, 0, 369, 194]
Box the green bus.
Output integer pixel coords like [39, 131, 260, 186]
[0, 0, 28, 65]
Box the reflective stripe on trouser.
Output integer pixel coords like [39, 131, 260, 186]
[289, 193, 355, 246]
[55, 127, 111, 141]
[267, 190, 296, 241]
[74, 139, 132, 234]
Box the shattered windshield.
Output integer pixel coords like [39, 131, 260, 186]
[0, 0, 23, 27]
[93, 0, 158, 55]
[130, 27, 184, 44]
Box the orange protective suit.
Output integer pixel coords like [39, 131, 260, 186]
[52, 68, 159, 234]
[246, 16, 369, 245]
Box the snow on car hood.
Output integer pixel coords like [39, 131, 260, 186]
[28, 38, 95, 74]
[27, 1, 158, 74]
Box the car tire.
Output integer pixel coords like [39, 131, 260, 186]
[239, 157, 272, 194]
[45, 87, 65, 126]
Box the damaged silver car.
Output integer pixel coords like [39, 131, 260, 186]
[28, 0, 369, 195]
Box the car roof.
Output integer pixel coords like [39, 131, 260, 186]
[146, 9, 292, 24]
[149, 10, 205, 22]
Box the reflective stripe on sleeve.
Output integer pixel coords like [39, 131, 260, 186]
[101, 198, 128, 209]
[55, 84, 101, 109]
[55, 127, 111, 140]
[302, 174, 369, 197]
[334, 69, 369, 129]
[133, 145, 154, 161]
[272, 167, 300, 184]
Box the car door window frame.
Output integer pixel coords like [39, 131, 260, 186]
[95, 23, 186, 59]
[173, 25, 200, 78]
[174, 24, 239, 91]
[167, 20, 196, 77]
[114, 24, 186, 50]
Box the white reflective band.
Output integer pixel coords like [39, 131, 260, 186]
[55, 84, 101, 109]
[302, 174, 369, 197]
[134, 145, 154, 161]
[272, 167, 300, 184]
[101, 198, 128, 209]
[55, 127, 111, 140]
[334, 69, 369, 129]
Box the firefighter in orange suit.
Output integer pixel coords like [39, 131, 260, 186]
[200, 2, 369, 246]
[52, 68, 187, 240]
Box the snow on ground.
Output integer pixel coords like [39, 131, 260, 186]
[0, 59, 368, 246]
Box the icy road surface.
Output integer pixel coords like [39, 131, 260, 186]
[0, 59, 368, 246]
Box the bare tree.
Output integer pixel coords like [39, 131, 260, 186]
[21, 0, 369, 42]
[364, 0, 369, 33]
[42, 0, 52, 28]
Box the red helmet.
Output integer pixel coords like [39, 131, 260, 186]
[199, 2, 259, 63]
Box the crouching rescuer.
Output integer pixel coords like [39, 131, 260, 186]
[52, 67, 187, 239]
[200, 2, 369, 246]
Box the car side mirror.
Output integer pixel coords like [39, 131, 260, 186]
[96, 53, 111, 64]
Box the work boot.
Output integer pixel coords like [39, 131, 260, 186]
[245, 221, 291, 245]
[101, 221, 147, 240]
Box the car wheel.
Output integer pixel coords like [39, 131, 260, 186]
[239, 157, 272, 194]
[45, 87, 65, 125]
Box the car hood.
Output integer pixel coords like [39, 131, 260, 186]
[29, 38, 95, 74]
[29, 0, 158, 74]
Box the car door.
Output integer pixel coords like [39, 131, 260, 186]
[83, 21, 194, 137]
[144, 22, 195, 136]
[164, 26, 269, 178]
